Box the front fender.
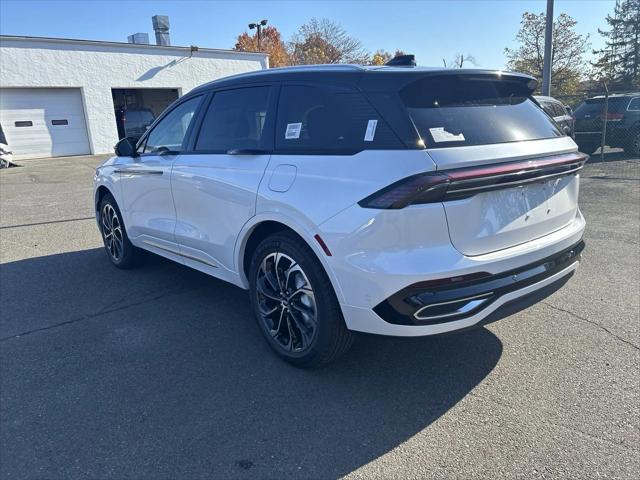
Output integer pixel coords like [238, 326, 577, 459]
[93, 157, 122, 222]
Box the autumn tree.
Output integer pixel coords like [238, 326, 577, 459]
[592, 0, 640, 88]
[369, 49, 407, 65]
[505, 12, 590, 95]
[234, 25, 290, 67]
[289, 18, 369, 65]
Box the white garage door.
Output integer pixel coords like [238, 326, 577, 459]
[0, 88, 91, 159]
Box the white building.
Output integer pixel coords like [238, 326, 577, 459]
[0, 35, 268, 159]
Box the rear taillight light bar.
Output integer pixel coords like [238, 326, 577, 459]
[359, 152, 588, 209]
[601, 112, 624, 121]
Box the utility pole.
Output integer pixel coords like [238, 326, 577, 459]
[542, 0, 554, 95]
[248, 19, 268, 51]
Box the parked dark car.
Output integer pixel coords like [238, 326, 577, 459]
[115, 107, 155, 142]
[573, 93, 640, 156]
[534, 95, 574, 137]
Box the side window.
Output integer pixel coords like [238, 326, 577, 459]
[195, 86, 272, 152]
[143, 96, 202, 154]
[275, 85, 402, 153]
[628, 98, 640, 111]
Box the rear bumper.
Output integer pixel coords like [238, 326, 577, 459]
[575, 125, 632, 147]
[341, 253, 580, 337]
[374, 240, 583, 327]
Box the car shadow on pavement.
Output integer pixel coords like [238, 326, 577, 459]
[587, 148, 636, 163]
[1, 248, 503, 479]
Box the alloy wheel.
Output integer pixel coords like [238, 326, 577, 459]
[255, 252, 318, 352]
[101, 204, 124, 262]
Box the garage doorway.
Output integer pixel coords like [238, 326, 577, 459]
[111, 88, 179, 141]
[0, 88, 91, 159]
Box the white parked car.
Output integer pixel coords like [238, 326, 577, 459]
[94, 65, 587, 367]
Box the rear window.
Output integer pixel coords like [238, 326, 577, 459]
[399, 75, 563, 148]
[275, 85, 403, 153]
[575, 97, 631, 116]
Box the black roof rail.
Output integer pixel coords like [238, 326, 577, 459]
[385, 54, 416, 67]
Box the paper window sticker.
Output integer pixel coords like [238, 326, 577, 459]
[285, 122, 302, 139]
[364, 119, 378, 142]
[429, 127, 465, 143]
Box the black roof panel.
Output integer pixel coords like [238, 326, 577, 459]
[189, 65, 537, 95]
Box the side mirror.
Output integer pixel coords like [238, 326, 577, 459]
[563, 125, 572, 136]
[114, 137, 139, 157]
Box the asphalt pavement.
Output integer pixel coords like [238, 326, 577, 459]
[0, 151, 638, 479]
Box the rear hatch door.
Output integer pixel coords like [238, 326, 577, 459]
[399, 73, 583, 256]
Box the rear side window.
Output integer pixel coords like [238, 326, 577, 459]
[195, 86, 272, 152]
[275, 85, 403, 153]
[400, 75, 563, 148]
[628, 98, 640, 111]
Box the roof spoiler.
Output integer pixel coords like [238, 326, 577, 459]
[386, 54, 416, 67]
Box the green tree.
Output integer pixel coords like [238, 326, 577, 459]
[289, 18, 369, 65]
[592, 0, 640, 88]
[505, 12, 590, 95]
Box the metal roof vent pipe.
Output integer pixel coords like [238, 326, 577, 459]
[152, 15, 170, 46]
[127, 33, 150, 44]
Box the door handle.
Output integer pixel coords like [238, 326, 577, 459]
[114, 169, 163, 175]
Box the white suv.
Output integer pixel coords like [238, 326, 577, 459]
[94, 65, 586, 367]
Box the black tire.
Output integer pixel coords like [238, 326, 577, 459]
[623, 131, 640, 157]
[98, 193, 141, 269]
[249, 231, 355, 368]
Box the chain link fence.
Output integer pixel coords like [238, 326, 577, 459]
[555, 85, 640, 182]
[556, 89, 639, 157]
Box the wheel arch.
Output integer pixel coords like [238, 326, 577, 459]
[95, 185, 113, 211]
[234, 213, 346, 303]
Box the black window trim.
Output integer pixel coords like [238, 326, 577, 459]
[187, 82, 279, 155]
[135, 94, 205, 156]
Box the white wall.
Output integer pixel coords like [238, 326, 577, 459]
[0, 36, 268, 155]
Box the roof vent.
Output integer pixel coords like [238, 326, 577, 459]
[152, 15, 170, 46]
[127, 33, 150, 45]
[385, 54, 416, 67]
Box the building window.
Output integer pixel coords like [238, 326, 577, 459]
[51, 119, 69, 126]
[15, 121, 33, 127]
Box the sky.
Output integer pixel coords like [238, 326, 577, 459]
[0, 0, 615, 69]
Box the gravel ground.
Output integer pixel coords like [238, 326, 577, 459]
[0, 150, 638, 479]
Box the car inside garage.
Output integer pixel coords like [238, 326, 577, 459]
[0, 87, 91, 159]
[111, 88, 179, 141]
